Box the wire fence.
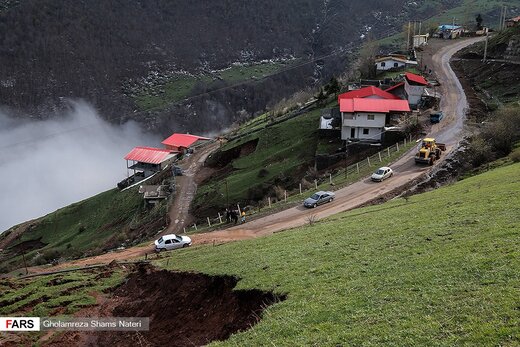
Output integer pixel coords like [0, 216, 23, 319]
[181, 136, 418, 234]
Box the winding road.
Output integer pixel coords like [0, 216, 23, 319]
[36, 37, 484, 270]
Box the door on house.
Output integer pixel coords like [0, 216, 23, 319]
[350, 128, 356, 138]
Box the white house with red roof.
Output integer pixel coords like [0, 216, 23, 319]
[338, 87, 410, 142]
[403, 72, 428, 108]
[161, 133, 210, 153]
[123, 146, 178, 180]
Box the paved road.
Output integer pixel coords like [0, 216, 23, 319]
[32, 38, 484, 270]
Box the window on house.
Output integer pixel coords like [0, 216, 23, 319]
[394, 62, 399, 68]
[381, 62, 386, 67]
[363, 128, 369, 135]
[367, 115, 375, 120]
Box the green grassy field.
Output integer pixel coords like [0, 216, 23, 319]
[157, 162, 520, 346]
[0, 188, 167, 273]
[134, 61, 289, 111]
[0, 269, 124, 317]
[193, 107, 322, 212]
[3, 162, 518, 346]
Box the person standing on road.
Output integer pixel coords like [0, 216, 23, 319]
[241, 211, 246, 224]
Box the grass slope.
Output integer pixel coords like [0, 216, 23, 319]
[0, 188, 167, 272]
[193, 107, 322, 211]
[158, 162, 520, 346]
[134, 62, 288, 111]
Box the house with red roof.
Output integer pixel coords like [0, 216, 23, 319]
[339, 98, 410, 142]
[337, 86, 400, 102]
[124, 146, 177, 173]
[161, 133, 210, 153]
[403, 72, 428, 108]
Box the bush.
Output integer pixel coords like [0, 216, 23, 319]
[482, 106, 520, 155]
[509, 148, 520, 162]
[469, 136, 494, 167]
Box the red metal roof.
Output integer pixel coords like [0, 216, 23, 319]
[124, 147, 174, 164]
[338, 86, 400, 104]
[340, 98, 410, 113]
[161, 133, 210, 148]
[384, 82, 405, 92]
[405, 72, 428, 86]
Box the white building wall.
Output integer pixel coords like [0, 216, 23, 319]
[376, 59, 406, 71]
[341, 112, 386, 141]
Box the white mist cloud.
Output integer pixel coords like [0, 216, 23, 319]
[0, 101, 160, 233]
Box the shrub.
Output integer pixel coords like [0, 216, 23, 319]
[509, 148, 520, 162]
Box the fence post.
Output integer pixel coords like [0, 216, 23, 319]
[378, 152, 382, 162]
[329, 174, 332, 184]
[387, 147, 391, 157]
[404, 137, 407, 146]
[299, 183, 302, 195]
[207, 217, 211, 227]
[183, 227, 186, 233]
[396, 142, 399, 151]
[194, 223, 197, 231]
[218, 213, 222, 224]
[268, 197, 271, 208]
[284, 190, 287, 202]
[356, 163, 360, 174]
[409, 133, 412, 142]
[314, 180, 318, 189]
[367, 156, 371, 167]
[237, 203, 241, 215]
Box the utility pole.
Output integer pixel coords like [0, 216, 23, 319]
[483, 31, 489, 62]
[224, 179, 229, 207]
[406, 21, 411, 51]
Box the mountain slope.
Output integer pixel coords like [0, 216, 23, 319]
[0, 0, 459, 134]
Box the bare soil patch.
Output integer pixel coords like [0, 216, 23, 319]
[43, 265, 285, 347]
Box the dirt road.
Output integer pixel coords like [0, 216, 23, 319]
[166, 141, 220, 234]
[35, 38, 484, 270]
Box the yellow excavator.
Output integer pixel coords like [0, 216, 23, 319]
[414, 138, 446, 165]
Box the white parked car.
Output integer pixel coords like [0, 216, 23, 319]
[154, 234, 192, 252]
[371, 166, 393, 182]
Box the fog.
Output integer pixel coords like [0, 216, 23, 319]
[0, 101, 160, 233]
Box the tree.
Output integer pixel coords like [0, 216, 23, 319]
[358, 37, 379, 79]
[316, 88, 327, 106]
[324, 76, 340, 96]
[476, 14, 483, 30]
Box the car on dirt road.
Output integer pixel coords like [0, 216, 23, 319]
[371, 166, 393, 182]
[303, 191, 335, 208]
[155, 234, 192, 252]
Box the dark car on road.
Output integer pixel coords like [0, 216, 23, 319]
[303, 191, 335, 208]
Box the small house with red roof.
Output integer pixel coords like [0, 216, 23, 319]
[124, 146, 178, 175]
[339, 98, 410, 142]
[403, 72, 428, 108]
[161, 133, 210, 153]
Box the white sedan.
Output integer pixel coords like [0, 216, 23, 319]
[154, 234, 192, 252]
[371, 167, 393, 182]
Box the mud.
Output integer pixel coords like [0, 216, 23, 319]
[43, 265, 285, 347]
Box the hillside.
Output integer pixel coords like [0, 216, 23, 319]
[0, 0, 459, 135]
[4, 162, 519, 346]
